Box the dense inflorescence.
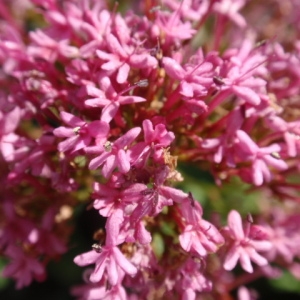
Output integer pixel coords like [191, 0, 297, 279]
[1, 0, 300, 299]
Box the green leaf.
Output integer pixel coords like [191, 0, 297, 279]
[269, 270, 300, 293]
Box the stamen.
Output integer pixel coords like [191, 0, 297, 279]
[73, 126, 81, 134]
[92, 243, 102, 253]
[271, 152, 280, 159]
[119, 79, 148, 95]
[104, 141, 112, 152]
[149, 6, 161, 13]
[213, 76, 225, 86]
[134, 79, 149, 87]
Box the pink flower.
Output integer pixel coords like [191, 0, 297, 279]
[152, 9, 196, 43]
[162, 0, 210, 22]
[213, 0, 247, 28]
[92, 182, 146, 217]
[2, 245, 46, 289]
[266, 115, 300, 157]
[162, 56, 213, 98]
[85, 77, 146, 123]
[74, 247, 137, 285]
[178, 196, 224, 256]
[199, 107, 244, 165]
[235, 130, 288, 186]
[74, 211, 137, 286]
[237, 286, 258, 300]
[129, 119, 175, 167]
[87, 127, 141, 178]
[53, 111, 109, 153]
[11, 135, 56, 178]
[216, 39, 267, 107]
[96, 32, 157, 84]
[28, 29, 79, 62]
[223, 210, 272, 273]
[27, 208, 67, 256]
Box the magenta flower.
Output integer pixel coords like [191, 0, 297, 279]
[92, 182, 146, 217]
[213, 0, 247, 27]
[53, 111, 109, 153]
[2, 245, 46, 289]
[28, 29, 79, 62]
[223, 210, 272, 273]
[11, 135, 56, 178]
[152, 9, 196, 43]
[129, 119, 175, 167]
[96, 33, 157, 84]
[235, 130, 288, 185]
[87, 127, 141, 178]
[266, 115, 300, 157]
[216, 39, 267, 107]
[199, 107, 244, 165]
[74, 210, 137, 285]
[27, 208, 67, 256]
[85, 77, 146, 123]
[74, 247, 137, 286]
[178, 197, 224, 256]
[2, 0, 300, 298]
[162, 56, 213, 98]
[0, 103, 21, 161]
[162, 0, 210, 21]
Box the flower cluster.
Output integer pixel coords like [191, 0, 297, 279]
[1, 0, 300, 299]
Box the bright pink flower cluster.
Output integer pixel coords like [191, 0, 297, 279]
[1, 0, 300, 299]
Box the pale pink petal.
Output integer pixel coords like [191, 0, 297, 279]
[102, 154, 117, 178]
[53, 127, 75, 137]
[58, 135, 80, 152]
[180, 80, 194, 97]
[90, 255, 107, 283]
[117, 149, 130, 173]
[231, 86, 261, 105]
[228, 210, 245, 240]
[223, 245, 240, 271]
[117, 63, 130, 84]
[114, 127, 141, 149]
[89, 152, 110, 170]
[239, 247, 253, 273]
[85, 98, 111, 107]
[247, 247, 268, 267]
[101, 102, 119, 123]
[179, 230, 193, 252]
[136, 222, 152, 244]
[60, 111, 84, 127]
[162, 57, 185, 80]
[107, 256, 119, 285]
[74, 250, 100, 266]
[113, 247, 137, 276]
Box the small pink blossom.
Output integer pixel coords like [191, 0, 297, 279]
[96, 33, 157, 84]
[223, 210, 272, 273]
[74, 212, 137, 285]
[87, 127, 141, 178]
[53, 111, 109, 153]
[74, 247, 137, 286]
[2, 245, 46, 289]
[235, 130, 288, 186]
[28, 29, 79, 62]
[213, 0, 247, 28]
[85, 77, 146, 123]
[178, 196, 224, 256]
[129, 119, 175, 167]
